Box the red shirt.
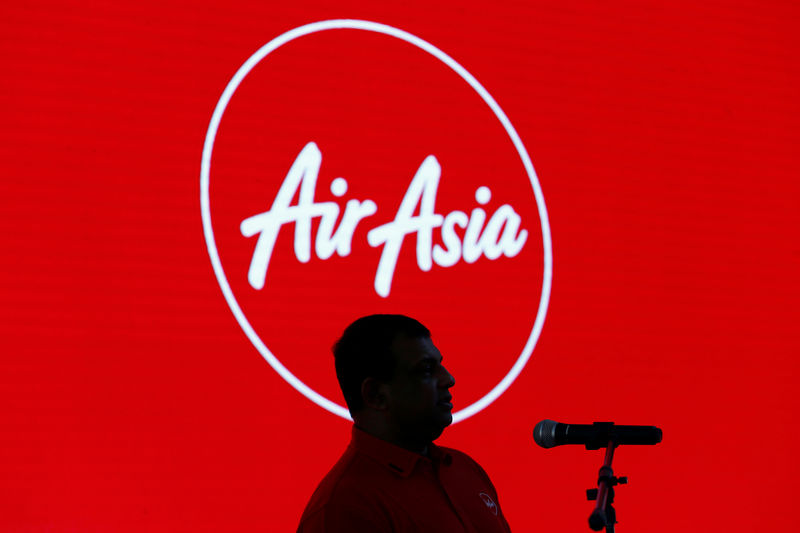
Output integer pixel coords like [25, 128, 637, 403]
[297, 426, 512, 532]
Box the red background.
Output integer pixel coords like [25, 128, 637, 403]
[2, 1, 799, 532]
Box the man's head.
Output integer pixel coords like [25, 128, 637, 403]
[334, 315, 456, 449]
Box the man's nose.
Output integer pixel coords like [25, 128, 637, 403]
[439, 365, 455, 388]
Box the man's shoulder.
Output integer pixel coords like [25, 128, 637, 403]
[299, 445, 387, 515]
[296, 447, 395, 532]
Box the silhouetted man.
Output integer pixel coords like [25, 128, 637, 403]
[297, 314, 512, 532]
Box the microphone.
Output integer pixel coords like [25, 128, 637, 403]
[533, 419, 662, 450]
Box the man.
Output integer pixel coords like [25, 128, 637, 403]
[297, 314, 512, 532]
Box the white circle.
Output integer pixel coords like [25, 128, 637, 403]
[200, 19, 553, 423]
[330, 177, 348, 197]
[475, 186, 491, 205]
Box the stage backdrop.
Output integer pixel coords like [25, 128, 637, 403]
[2, 1, 798, 531]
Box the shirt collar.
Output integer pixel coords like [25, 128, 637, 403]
[350, 425, 451, 478]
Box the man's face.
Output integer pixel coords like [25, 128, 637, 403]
[383, 334, 456, 446]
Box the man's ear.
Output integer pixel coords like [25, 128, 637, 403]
[361, 377, 389, 411]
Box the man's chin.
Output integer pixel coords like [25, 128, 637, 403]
[443, 412, 453, 426]
[430, 414, 453, 441]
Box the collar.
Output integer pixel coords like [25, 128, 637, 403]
[350, 425, 452, 478]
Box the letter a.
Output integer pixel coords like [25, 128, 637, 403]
[240, 142, 322, 290]
[367, 155, 444, 297]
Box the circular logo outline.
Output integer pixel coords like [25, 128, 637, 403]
[200, 19, 553, 423]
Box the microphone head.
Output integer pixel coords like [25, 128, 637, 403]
[533, 419, 558, 448]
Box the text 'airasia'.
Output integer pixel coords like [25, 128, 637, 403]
[241, 142, 528, 297]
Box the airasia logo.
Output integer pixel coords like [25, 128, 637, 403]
[242, 141, 527, 297]
[200, 20, 552, 422]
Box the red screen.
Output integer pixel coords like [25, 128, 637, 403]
[2, 2, 799, 531]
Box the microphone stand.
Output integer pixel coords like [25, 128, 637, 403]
[534, 419, 662, 531]
[586, 440, 627, 532]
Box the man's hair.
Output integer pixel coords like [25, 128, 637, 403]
[333, 314, 430, 415]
